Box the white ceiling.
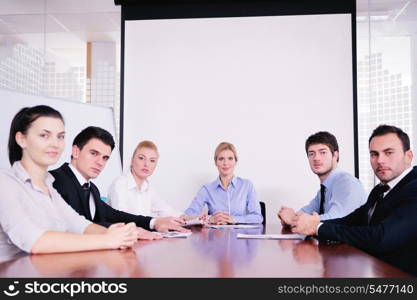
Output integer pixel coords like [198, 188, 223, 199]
[0, 0, 120, 42]
[0, 0, 416, 44]
[357, 0, 417, 21]
[0, 0, 120, 14]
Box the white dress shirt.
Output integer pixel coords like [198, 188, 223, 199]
[0, 162, 91, 254]
[108, 172, 182, 218]
[381, 166, 413, 196]
[68, 163, 96, 219]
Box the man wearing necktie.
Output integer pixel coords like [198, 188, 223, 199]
[278, 131, 366, 227]
[50, 126, 189, 237]
[292, 125, 417, 276]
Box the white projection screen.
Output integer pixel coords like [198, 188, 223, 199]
[120, 1, 357, 224]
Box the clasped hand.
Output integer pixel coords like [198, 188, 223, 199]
[277, 206, 296, 227]
[290, 212, 320, 236]
[209, 211, 234, 225]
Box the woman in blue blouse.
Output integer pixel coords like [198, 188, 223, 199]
[185, 142, 263, 224]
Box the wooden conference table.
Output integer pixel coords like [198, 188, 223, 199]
[0, 225, 410, 278]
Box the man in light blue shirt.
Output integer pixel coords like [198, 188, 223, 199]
[278, 131, 366, 226]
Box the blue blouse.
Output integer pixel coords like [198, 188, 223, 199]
[185, 176, 263, 224]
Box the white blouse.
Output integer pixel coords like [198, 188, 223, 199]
[107, 172, 182, 218]
[0, 162, 91, 254]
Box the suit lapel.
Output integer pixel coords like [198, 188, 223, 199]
[384, 167, 417, 202]
[62, 163, 92, 220]
[372, 167, 417, 223]
[90, 182, 102, 222]
[364, 186, 381, 224]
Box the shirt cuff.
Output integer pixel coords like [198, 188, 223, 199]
[316, 222, 323, 235]
[19, 228, 46, 253]
[77, 220, 92, 234]
[149, 218, 156, 230]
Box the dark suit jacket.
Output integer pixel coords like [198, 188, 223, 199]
[50, 163, 152, 230]
[319, 166, 417, 276]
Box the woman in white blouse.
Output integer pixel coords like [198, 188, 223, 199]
[108, 141, 182, 217]
[0, 105, 142, 256]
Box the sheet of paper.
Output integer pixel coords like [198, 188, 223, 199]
[236, 233, 305, 240]
[157, 231, 192, 238]
[205, 224, 261, 229]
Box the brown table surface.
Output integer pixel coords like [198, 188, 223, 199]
[0, 225, 410, 277]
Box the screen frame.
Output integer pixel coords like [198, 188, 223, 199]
[117, 0, 358, 177]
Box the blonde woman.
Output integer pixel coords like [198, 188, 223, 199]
[184, 142, 263, 225]
[108, 141, 182, 217]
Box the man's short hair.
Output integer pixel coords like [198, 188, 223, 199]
[72, 126, 115, 151]
[369, 125, 410, 152]
[305, 131, 339, 158]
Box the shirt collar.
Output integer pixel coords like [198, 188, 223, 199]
[215, 176, 237, 189]
[231, 176, 237, 187]
[69, 163, 89, 186]
[13, 161, 56, 187]
[127, 171, 149, 192]
[12, 161, 30, 182]
[321, 168, 341, 189]
[384, 166, 413, 191]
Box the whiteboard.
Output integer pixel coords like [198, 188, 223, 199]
[0, 88, 122, 195]
[123, 14, 355, 224]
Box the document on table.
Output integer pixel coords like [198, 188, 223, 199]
[236, 233, 305, 240]
[205, 224, 261, 229]
[157, 231, 192, 238]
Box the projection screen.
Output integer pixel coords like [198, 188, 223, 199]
[120, 1, 357, 224]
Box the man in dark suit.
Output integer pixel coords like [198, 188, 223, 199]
[292, 125, 417, 276]
[51, 126, 188, 235]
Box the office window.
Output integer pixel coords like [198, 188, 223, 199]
[0, 0, 120, 137]
[357, 1, 416, 191]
